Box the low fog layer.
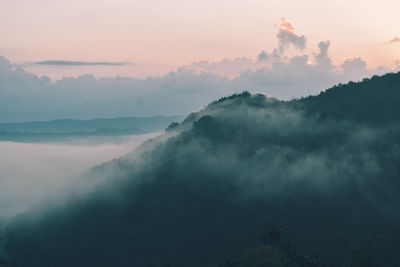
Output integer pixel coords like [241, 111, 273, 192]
[0, 133, 158, 217]
[5, 73, 400, 266]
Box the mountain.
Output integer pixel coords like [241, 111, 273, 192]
[0, 115, 184, 142]
[4, 72, 400, 266]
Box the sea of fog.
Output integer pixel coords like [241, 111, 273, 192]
[0, 133, 159, 217]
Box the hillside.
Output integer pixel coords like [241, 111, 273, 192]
[4, 72, 400, 266]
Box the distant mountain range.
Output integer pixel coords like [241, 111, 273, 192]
[0, 115, 184, 142]
[5, 72, 400, 266]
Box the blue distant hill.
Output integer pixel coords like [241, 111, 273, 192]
[0, 115, 184, 142]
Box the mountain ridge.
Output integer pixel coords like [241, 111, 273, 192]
[5, 72, 400, 266]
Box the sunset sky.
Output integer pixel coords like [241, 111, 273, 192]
[1, 0, 399, 79]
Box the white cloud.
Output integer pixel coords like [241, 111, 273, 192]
[0, 18, 397, 122]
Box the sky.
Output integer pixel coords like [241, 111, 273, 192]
[1, 0, 400, 79]
[1, 0, 400, 122]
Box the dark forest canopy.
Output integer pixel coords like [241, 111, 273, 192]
[4, 72, 400, 267]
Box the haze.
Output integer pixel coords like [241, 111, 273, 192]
[0, 133, 158, 217]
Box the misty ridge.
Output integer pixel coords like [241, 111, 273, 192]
[3, 72, 400, 267]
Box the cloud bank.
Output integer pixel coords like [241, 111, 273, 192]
[0, 18, 397, 122]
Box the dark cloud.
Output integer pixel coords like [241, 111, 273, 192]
[34, 60, 129, 66]
[257, 50, 269, 61]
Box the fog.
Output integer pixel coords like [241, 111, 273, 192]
[0, 133, 159, 217]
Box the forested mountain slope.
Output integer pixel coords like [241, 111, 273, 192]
[5, 72, 400, 267]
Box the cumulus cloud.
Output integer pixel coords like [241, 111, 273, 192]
[341, 57, 366, 72]
[277, 17, 307, 53]
[34, 60, 129, 66]
[0, 58, 246, 122]
[0, 52, 392, 123]
[0, 19, 396, 122]
[314, 41, 333, 69]
[183, 57, 264, 78]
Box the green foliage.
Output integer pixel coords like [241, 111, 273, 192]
[209, 91, 251, 106]
[300, 71, 400, 125]
[165, 121, 180, 131]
